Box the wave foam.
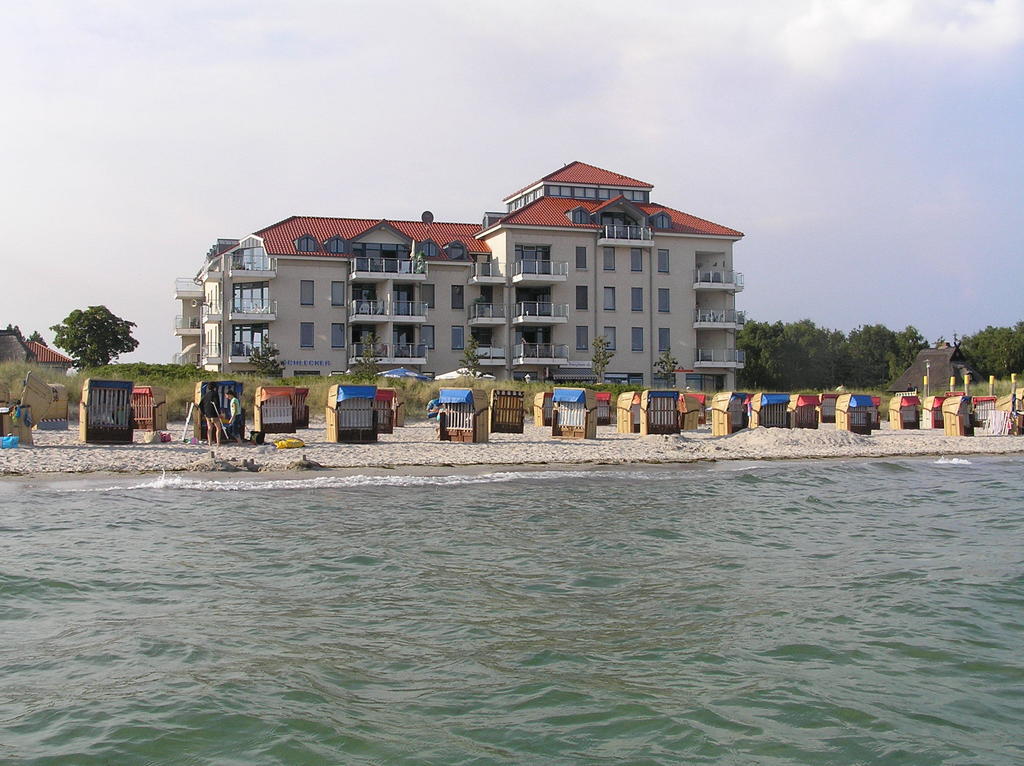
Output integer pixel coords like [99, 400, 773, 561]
[934, 457, 972, 465]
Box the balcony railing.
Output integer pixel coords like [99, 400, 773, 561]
[693, 269, 745, 290]
[477, 345, 506, 360]
[350, 299, 388, 317]
[513, 302, 568, 319]
[204, 343, 222, 358]
[514, 343, 568, 360]
[391, 300, 428, 317]
[175, 278, 203, 296]
[351, 342, 389, 358]
[202, 302, 222, 320]
[230, 342, 262, 358]
[172, 352, 201, 366]
[390, 343, 427, 359]
[511, 260, 569, 278]
[469, 302, 506, 320]
[601, 224, 653, 241]
[230, 300, 277, 316]
[472, 262, 503, 279]
[229, 254, 277, 272]
[693, 348, 746, 364]
[694, 309, 746, 325]
[174, 315, 201, 330]
[352, 257, 426, 275]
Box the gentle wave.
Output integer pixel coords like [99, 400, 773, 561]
[934, 457, 972, 465]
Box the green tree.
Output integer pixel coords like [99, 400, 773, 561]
[737, 320, 784, 389]
[845, 324, 899, 388]
[889, 325, 929, 381]
[249, 343, 283, 377]
[591, 335, 615, 383]
[50, 305, 138, 368]
[460, 334, 482, 377]
[654, 349, 679, 386]
[352, 333, 381, 381]
[27, 331, 47, 346]
[961, 323, 1024, 378]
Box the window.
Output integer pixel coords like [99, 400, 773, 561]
[325, 237, 345, 254]
[652, 213, 670, 229]
[422, 283, 435, 309]
[658, 288, 670, 313]
[331, 323, 345, 348]
[420, 241, 438, 258]
[300, 322, 314, 348]
[295, 235, 318, 252]
[658, 328, 671, 352]
[231, 323, 268, 357]
[451, 285, 464, 310]
[451, 325, 465, 350]
[576, 326, 589, 350]
[331, 281, 345, 306]
[300, 280, 314, 306]
[447, 242, 465, 259]
[603, 247, 615, 271]
[603, 286, 616, 310]
[631, 327, 644, 352]
[576, 285, 588, 311]
[231, 282, 268, 313]
[603, 326, 616, 350]
[630, 248, 643, 272]
[515, 244, 551, 263]
[631, 287, 643, 312]
[422, 325, 435, 350]
[657, 249, 670, 273]
[570, 208, 589, 224]
[575, 246, 587, 269]
[353, 241, 411, 259]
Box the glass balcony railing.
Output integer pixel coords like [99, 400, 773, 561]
[513, 302, 568, 319]
[602, 224, 653, 240]
[353, 257, 426, 275]
[174, 315, 201, 330]
[350, 299, 388, 316]
[694, 309, 746, 325]
[693, 348, 746, 364]
[204, 343, 222, 358]
[230, 300, 277, 316]
[693, 269, 744, 289]
[390, 343, 427, 359]
[230, 254, 277, 272]
[511, 260, 568, 278]
[477, 345, 505, 360]
[391, 300, 428, 317]
[472, 262, 503, 278]
[469, 302, 506, 320]
[514, 343, 568, 360]
[230, 342, 265, 358]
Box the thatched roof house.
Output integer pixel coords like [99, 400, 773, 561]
[888, 343, 982, 393]
[0, 329, 33, 364]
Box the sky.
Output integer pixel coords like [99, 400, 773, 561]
[2, 0, 1022, 363]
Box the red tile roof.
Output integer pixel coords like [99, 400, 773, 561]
[27, 341, 73, 365]
[256, 216, 490, 257]
[492, 196, 743, 237]
[503, 161, 654, 202]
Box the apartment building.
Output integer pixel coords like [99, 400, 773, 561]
[173, 162, 745, 389]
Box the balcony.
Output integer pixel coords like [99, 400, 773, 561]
[469, 261, 505, 285]
[512, 301, 568, 325]
[174, 315, 201, 335]
[202, 302, 223, 323]
[476, 346, 506, 365]
[693, 269, 744, 292]
[693, 348, 746, 369]
[468, 302, 506, 326]
[390, 300, 428, 322]
[228, 255, 277, 278]
[510, 259, 568, 284]
[348, 343, 427, 364]
[598, 224, 654, 248]
[693, 309, 746, 329]
[204, 343, 222, 363]
[174, 278, 203, 299]
[228, 342, 262, 364]
[513, 343, 569, 365]
[229, 300, 277, 321]
[350, 257, 427, 281]
[172, 351, 200, 366]
[349, 299, 390, 322]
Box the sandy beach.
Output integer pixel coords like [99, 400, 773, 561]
[2, 418, 1023, 477]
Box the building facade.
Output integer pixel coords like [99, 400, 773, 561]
[173, 162, 745, 389]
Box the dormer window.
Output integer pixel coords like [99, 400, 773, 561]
[651, 213, 671, 229]
[419, 240, 438, 258]
[446, 241, 466, 260]
[295, 235, 318, 252]
[325, 236, 346, 254]
[568, 207, 590, 225]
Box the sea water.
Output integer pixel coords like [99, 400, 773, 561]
[0, 457, 1022, 765]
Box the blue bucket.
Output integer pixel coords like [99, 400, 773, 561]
[1, 435, 20, 449]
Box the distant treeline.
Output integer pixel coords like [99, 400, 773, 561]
[737, 320, 1024, 390]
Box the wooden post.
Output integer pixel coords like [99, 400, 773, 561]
[949, 376, 956, 392]
[923, 374, 929, 397]
[965, 373, 972, 393]
[990, 375, 995, 396]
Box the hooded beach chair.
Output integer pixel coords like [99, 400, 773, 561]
[835, 393, 876, 435]
[326, 384, 378, 442]
[489, 389, 525, 434]
[749, 393, 790, 429]
[888, 393, 920, 430]
[80, 379, 134, 444]
[639, 390, 680, 435]
[437, 388, 489, 443]
[551, 388, 597, 439]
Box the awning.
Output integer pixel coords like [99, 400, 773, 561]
[259, 386, 296, 401]
[759, 393, 789, 406]
[552, 388, 585, 403]
[551, 368, 597, 382]
[897, 396, 920, 406]
[595, 392, 611, 402]
[439, 388, 473, 404]
[375, 389, 396, 401]
[337, 385, 376, 401]
[848, 395, 874, 408]
[796, 394, 820, 406]
[91, 379, 133, 391]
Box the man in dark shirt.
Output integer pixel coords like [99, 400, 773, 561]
[200, 384, 222, 446]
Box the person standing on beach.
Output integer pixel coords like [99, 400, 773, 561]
[200, 384, 221, 446]
[225, 388, 244, 445]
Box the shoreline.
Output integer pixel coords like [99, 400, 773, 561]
[2, 419, 1021, 481]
